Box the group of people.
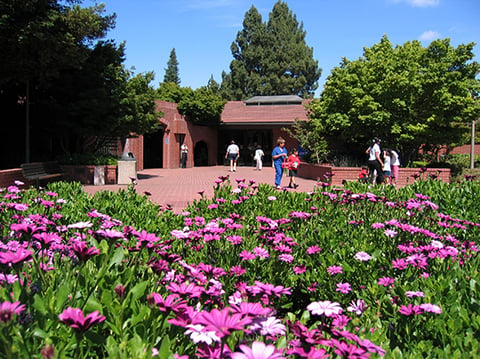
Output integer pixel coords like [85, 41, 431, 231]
[363, 137, 400, 185]
[226, 137, 300, 189]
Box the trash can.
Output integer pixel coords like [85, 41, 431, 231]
[117, 152, 137, 185]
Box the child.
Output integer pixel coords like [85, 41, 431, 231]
[382, 149, 392, 184]
[287, 149, 300, 189]
[253, 145, 264, 170]
[358, 166, 369, 183]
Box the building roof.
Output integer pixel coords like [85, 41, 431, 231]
[221, 96, 309, 125]
[244, 95, 304, 105]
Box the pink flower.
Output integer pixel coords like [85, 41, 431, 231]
[58, 307, 105, 331]
[0, 301, 26, 323]
[230, 341, 284, 359]
[0, 248, 33, 266]
[354, 251, 371, 261]
[194, 308, 252, 338]
[249, 316, 286, 336]
[71, 241, 100, 261]
[336, 282, 352, 294]
[419, 303, 442, 314]
[307, 245, 322, 254]
[307, 300, 342, 317]
[377, 277, 395, 287]
[184, 324, 221, 344]
[384, 229, 398, 238]
[278, 254, 294, 263]
[327, 265, 343, 275]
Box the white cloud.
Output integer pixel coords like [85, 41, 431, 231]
[419, 30, 441, 41]
[390, 0, 440, 7]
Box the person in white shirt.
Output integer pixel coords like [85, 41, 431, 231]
[253, 145, 264, 171]
[180, 143, 188, 168]
[225, 140, 240, 172]
[365, 137, 384, 184]
[390, 149, 400, 185]
[382, 149, 392, 183]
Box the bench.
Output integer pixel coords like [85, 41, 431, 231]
[21, 161, 64, 188]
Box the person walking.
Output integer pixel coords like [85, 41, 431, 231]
[366, 137, 384, 185]
[382, 149, 392, 184]
[272, 137, 288, 189]
[225, 140, 240, 172]
[287, 148, 300, 188]
[390, 149, 400, 185]
[253, 145, 264, 171]
[180, 142, 188, 168]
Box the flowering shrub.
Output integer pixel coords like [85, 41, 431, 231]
[0, 177, 479, 358]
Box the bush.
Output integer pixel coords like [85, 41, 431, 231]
[57, 152, 118, 166]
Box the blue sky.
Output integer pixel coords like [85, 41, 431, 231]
[105, 0, 479, 97]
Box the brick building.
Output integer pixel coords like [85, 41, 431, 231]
[127, 95, 308, 170]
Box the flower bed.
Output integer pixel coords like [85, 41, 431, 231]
[0, 176, 479, 358]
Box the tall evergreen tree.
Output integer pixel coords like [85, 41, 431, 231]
[225, 1, 321, 100]
[163, 48, 180, 85]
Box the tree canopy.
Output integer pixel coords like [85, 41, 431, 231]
[222, 1, 321, 100]
[157, 83, 226, 126]
[163, 48, 181, 85]
[0, 0, 160, 167]
[302, 35, 480, 165]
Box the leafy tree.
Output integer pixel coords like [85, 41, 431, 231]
[163, 48, 181, 85]
[225, 1, 321, 100]
[157, 83, 225, 126]
[0, 0, 160, 166]
[305, 35, 480, 165]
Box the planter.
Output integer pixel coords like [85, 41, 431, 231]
[61, 165, 117, 185]
[297, 162, 450, 187]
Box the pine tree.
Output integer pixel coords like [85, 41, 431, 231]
[225, 1, 321, 100]
[163, 48, 180, 85]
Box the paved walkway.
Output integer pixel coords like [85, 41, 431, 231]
[83, 165, 319, 213]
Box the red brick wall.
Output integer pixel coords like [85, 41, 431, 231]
[298, 163, 450, 187]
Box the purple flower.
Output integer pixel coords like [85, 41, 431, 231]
[307, 301, 342, 317]
[405, 291, 425, 298]
[249, 316, 286, 336]
[58, 307, 105, 332]
[0, 301, 26, 323]
[307, 245, 322, 254]
[384, 229, 398, 238]
[347, 299, 367, 316]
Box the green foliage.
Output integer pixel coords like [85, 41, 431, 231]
[307, 35, 480, 165]
[56, 153, 118, 166]
[163, 48, 180, 85]
[225, 1, 321, 100]
[157, 83, 226, 126]
[0, 1, 160, 162]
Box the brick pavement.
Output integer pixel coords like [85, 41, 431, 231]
[83, 165, 319, 213]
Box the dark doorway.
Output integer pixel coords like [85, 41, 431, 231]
[218, 129, 273, 166]
[194, 141, 208, 166]
[144, 130, 164, 168]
